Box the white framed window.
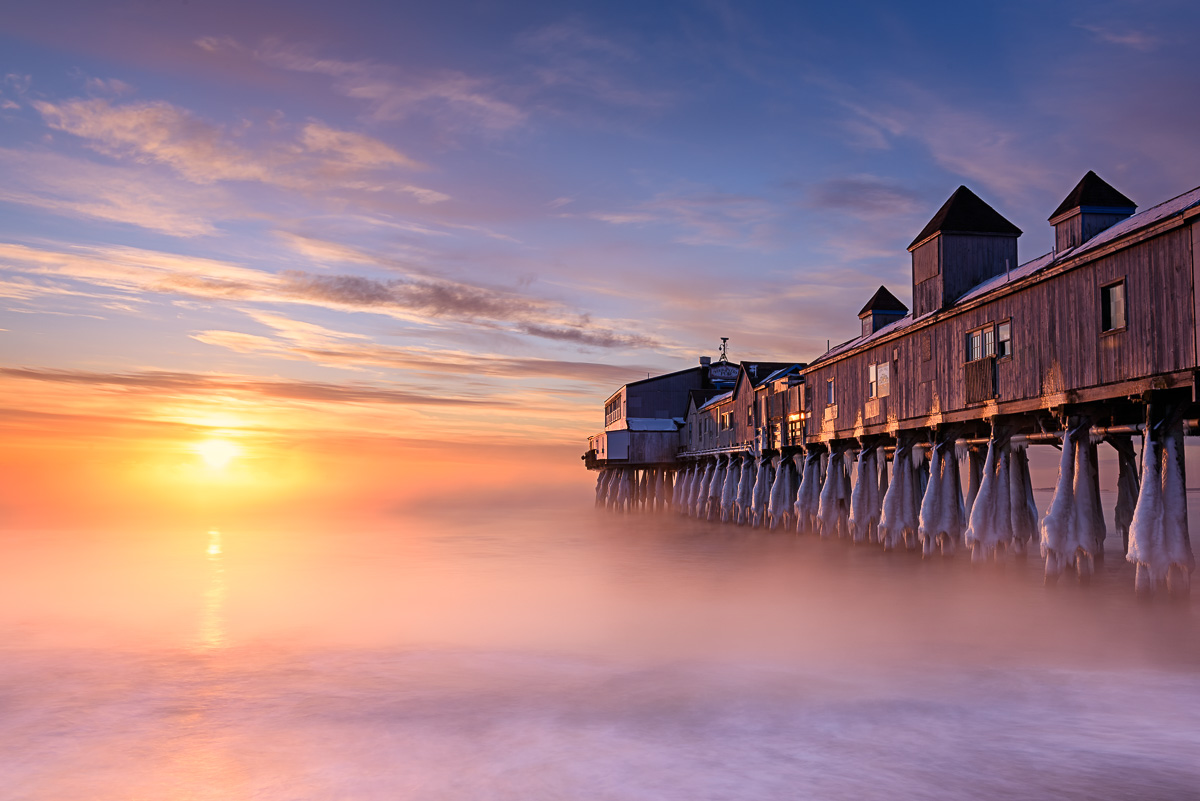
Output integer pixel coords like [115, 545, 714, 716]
[868, 363, 878, 399]
[826, 377, 835, 406]
[1102, 280, 1126, 332]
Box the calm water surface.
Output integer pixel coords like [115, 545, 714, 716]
[2, 489, 1199, 800]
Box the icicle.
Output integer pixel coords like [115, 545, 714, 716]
[817, 450, 843, 538]
[706, 455, 726, 521]
[839, 451, 854, 538]
[964, 448, 984, 521]
[1129, 415, 1196, 597]
[917, 443, 943, 556]
[918, 441, 963, 557]
[675, 465, 691, 513]
[1110, 435, 1139, 554]
[965, 431, 1012, 562]
[750, 455, 770, 527]
[878, 442, 912, 550]
[1161, 422, 1194, 597]
[1040, 426, 1089, 581]
[721, 455, 741, 522]
[693, 461, 712, 517]
[736, 454, 755, 524]
[768, 455, 794, 530]
[1008, 445, 1039, 555]
[595, 469, 608, 508]
[875, 449, 889, 544]
[849, 446, 873, 543]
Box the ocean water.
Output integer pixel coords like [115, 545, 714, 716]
[2, 490, 1199, 800]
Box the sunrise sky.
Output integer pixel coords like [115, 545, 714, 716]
[3, 0, 1199, 523]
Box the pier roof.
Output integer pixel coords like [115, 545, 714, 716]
[809, 182, 1200, 370]
[1049, 170, 1136, 220]
[908, 185, 1022, 250]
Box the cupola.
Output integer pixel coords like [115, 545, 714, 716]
[908, 186, 1021, 317]
[858, 285, 908, 337]
[1048, 171, 1136, 252]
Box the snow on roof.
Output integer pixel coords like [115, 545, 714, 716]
[1067, 184, 1200, 259]
[808, 183, 1200, 370]
[625, 417, 682, 432]
[807, 314, 916, 367]
[956, 250, 1056, 304]
[697, 390, 733, 412]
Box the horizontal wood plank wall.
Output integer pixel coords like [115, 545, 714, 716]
[803, 226, 1195, 441]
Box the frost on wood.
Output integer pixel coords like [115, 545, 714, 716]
[1128, 414, 1195, 597]
[736, 454, 755, 524]
[768, 455, 794, 530]
[1109, 435, 1139, 553]
[849, 446, 883, 544]
[918, 439, 964, 557]
[721, 455, 741, 522]
[817, 450, 849, 538]
[965, 430, 1013, 562]
[794, 451, 823, 533]
[751, 455, 772, 527]
[1007, 445, 1039, 555]
[1039, 424, 1099, 580]
[879, 440, 921, 550]
[693, 461, 713, 518]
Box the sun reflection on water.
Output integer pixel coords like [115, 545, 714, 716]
[198, 529, 226, 650]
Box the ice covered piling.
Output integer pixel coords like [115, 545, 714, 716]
[878, 440, 921, 550]
[751, 455, 772, 527]
[736, 454, 755, 524]
[965, 430, 1013, 562]
[721, 455, 741, 522]
[918, 440, 964, 556]
[849, 445, 883, 543]
[1007, 444, 1039, 556]
[817, 450, 850, 538]
[1128, 413, 1195, 597]
[1039, 424, 1098, 580]
[767, 455, 794, 530]
[1109, 435, 1139, 553]
[794, 451, 823, 534]
[693, 461, 713, 517]
[707, 455, 727, 520]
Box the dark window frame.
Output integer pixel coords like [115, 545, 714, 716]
[996, 319, 1013, 361]
[1101, 279, 1127, 334]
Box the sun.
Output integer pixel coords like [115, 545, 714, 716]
[193, 438, 241, 471]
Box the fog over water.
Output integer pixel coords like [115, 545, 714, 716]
[3, 487, 1199, 800]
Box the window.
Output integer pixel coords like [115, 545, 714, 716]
[1102, 281, 1126, 332]
[997, 321, 1011, 359]
[826, 378, 836, 406]
[877, 362, 891, 397]
[868, 363, 878, 399]
[966, 326, 997, 362]
[746, 405, 753, 426]
[720, 411, 733, 431]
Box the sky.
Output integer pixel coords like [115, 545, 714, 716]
[2, 0, 1199, 523]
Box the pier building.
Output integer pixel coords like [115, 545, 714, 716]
[587, 171, 1200, 596]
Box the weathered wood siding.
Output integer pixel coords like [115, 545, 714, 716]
[804, 224, 1196, 440]
[912, 239, 941, 316]
[624, 368, 705, 420]
[941, 233, 1019, 306]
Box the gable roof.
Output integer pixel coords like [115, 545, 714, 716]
[908, 185, 1022, 250]
[858, 285, 908, 316]
[1049, 170, 1136, 221]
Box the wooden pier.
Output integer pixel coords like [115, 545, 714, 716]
[586, 171, 1200, 596]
